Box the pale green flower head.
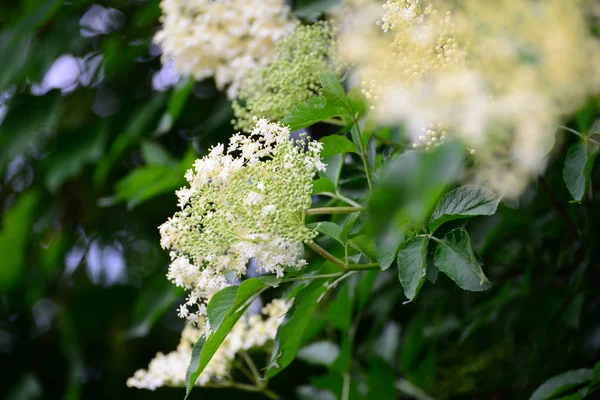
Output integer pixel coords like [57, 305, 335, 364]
[232, 22, 340, 132]
[159, 118, 325, 322]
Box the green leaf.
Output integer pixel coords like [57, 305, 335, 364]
[397, 236, 429, 302]
[375, 227, 404, 271]
[429, 185, 501, 233]
[282, 72, 355, 131]
[140, 141, 176, 166]
[207, 286, 238, 331]
[340, 212, 361, 243]
[114, 149, 194, 209]
[266, 280, 329, 378]
[349, 234, 377, 261]
[283, 96, 348, 131]
[433, 228, 491, 292]
[323, 154, 343, 187]
[320, 135, 358, 159]
[297, 341, 340, 367]
[320, 72, 354, 116]
[563, 140, 599, 202]
[311, 221, 343, 244]
[529, 369, 593, 400]
[185, 279, 267, 397]
[312, 177, 336, 195]
[0, 190, 39, 292]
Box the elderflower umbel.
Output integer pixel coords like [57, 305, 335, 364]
[154, 0, 296, 99]
[127, 298, 291, 390]
[232, 22, 341, 132]
[341, 0, 600, 196]
[159, 118, 325, 322]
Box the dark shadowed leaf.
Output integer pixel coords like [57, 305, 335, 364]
[266, 280, 329, 378]
[429, 185, 501, 233]
[185, 279, 267, 397]
[529, 368, 593, 400]
[433, 228, 490, 292]
[563, 140, 599, 202]
[397, 236, 429, 302]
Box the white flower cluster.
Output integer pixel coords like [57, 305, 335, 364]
[127, 298, 291, 390]
[159, 118, 325, 323]
[154, 0, 296, 99]
[342, 0, 600, 196]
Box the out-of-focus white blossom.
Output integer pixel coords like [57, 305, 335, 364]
[154, 0, 296, 99]
[127, 298, 291, 390]
[159, 119, 324, 322]
[341, 0, 600, 196]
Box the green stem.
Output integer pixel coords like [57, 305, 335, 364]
[318, 192, 363, 208]
[353, 118, 373, 192]
[307, 241, 347, 270]
[240, 351, 262, 385]
[306, 206, 364, 215]
[560, 125, 600, 145]
[347, 263, 380, 271]
[281, 272, 344, 283]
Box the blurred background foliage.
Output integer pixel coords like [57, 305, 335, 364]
[0, 1, 599, 399]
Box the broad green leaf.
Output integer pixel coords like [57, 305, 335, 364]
[266, 280, 329, 378]
[349, 234, 377, 261]
[0, 190, 39, 292]
[429, 185, 501, 233]
[140, 141, 176, 166]
[282, 96, 348, 131]
[114, 149, 194, 209]
[433, 228, 491, 292]
[323, 154, 343, 187]
[312, 177, 336, 195]
[297, 341, 340, 367]
[529, 368, 593, 400]
[311, 221, 343, 244]
[207, 286, 238, 331]
[563, 140, 599, 202]
[340, 212, 361, 243]
[375, 227, 404, 270]
[320, 135, 358, 159]
[185, 279, 267, 397]
[397, 236, 429, 302]
[320, 72, 354, 116]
